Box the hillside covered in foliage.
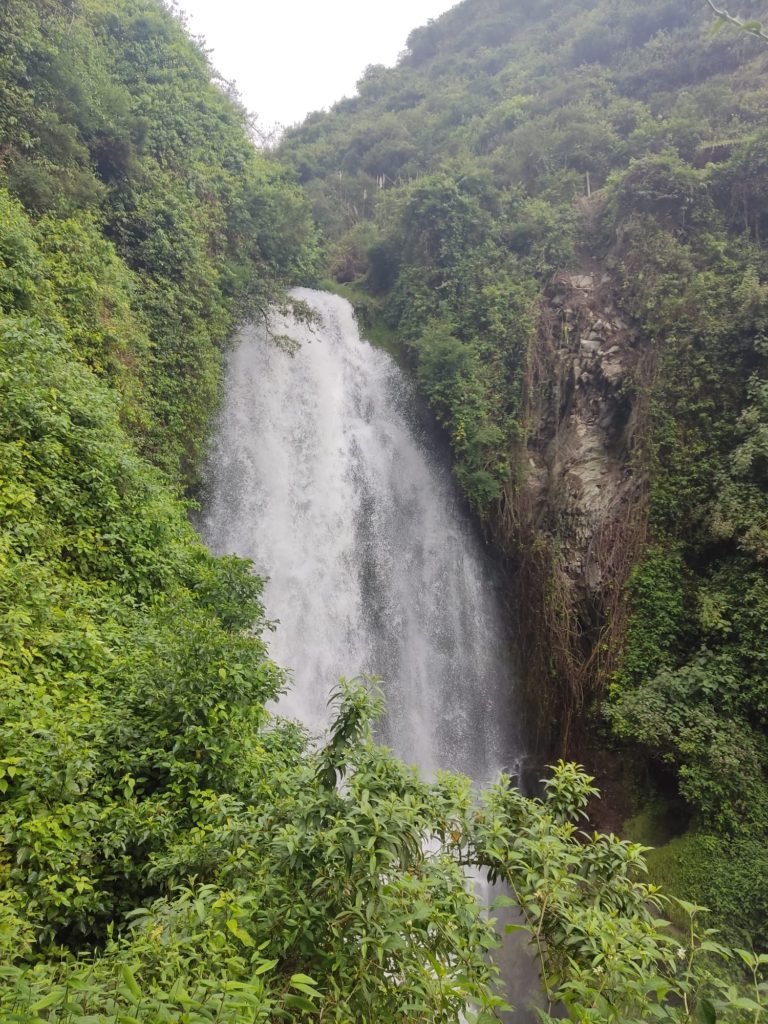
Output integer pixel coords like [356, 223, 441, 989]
[279, 0, 768, 948]
[1, 0, 318, 486]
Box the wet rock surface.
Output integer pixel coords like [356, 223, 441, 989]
[499, 265, 652, 733]
[520, 268, 646, 594]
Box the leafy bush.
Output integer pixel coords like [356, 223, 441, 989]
[648, 832, 768, 950]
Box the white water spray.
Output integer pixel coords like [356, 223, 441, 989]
[200, 289, 520, 781]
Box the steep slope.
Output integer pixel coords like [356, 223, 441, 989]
[0, 0, 315, 953]
[1, 0, 317, 486]
[280, 0, 768, 944]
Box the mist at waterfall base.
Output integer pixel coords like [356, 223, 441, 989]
[201, 289, 520, 780]
[201, 290, 539, 1019]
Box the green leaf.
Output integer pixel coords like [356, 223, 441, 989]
[732, 997, 762, 1012]
[289, 973, 318, 988]
[696, 998, 717, 1024]
[735, 948, 758, 969]
[285, 994, 317, 1012]
[120, 965, 141, 1000]
[292, 983, 320, 998]
[253, 958, 279, 976]
[29, 992, 63, 1012]
[699, 940, 728, 956]
[226, 918, 255, 947]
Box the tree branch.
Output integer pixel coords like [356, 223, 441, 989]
[705, 0, 768, 42]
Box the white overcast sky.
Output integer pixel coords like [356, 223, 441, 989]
[175, 0, 456, 130]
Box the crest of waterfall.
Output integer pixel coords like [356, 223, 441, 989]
[201, 289, 521, 782]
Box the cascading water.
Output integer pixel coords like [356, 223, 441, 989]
[200, 289, 521, 782]
[202, 289, 539, 1020]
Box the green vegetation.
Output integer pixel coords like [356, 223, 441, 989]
[280, 0, 768, 948]
[605, 164, 768, 942]
[0, 0, 318, 488]
[2, 0, 767, 1018]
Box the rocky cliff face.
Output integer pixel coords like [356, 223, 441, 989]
[495, 264, 653, 747]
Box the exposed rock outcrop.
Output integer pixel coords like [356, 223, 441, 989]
[495, 267, 653, 748]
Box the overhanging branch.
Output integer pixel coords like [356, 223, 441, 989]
[705, 0, 768, 42]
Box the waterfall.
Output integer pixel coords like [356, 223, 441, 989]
[200, 289, 521, 782]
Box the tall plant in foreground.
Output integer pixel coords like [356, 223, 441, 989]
[469, 762, 767, 1023]
[1, 683, 765, 1022]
